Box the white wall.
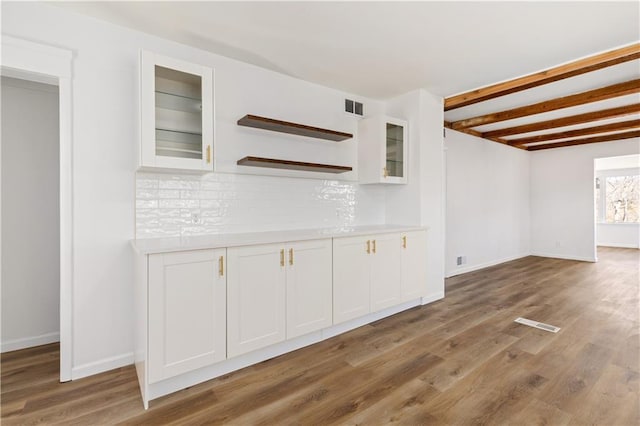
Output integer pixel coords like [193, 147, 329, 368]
[530, 138, 640, 261]
[445, 130, 530, 277]
[384, 90, 445, 300]
[2, 2, 435, 377]
[1, 77, 60, 352]
[597, 223, 640, 248]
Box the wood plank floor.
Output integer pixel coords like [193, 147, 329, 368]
[2, 247, 638, 425]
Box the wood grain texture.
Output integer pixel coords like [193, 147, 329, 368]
[237, 114, 353, 141]
[444, 43, 640, 111]
[507, 119, 640, 146]
[526, 130, 640, 151]
[2, 247, 638, 424]
[450, 79, 640, 130]
[236, 156, 352, 173]
[482, 103, 640, 138]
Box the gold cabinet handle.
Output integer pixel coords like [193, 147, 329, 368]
[289, 248, 294, 266]
[218, 255, 224, 276]
[280, 249, 285, 267]
[383, 167, 389, 178]
[402, 236, 407, 249]
[366, 240, 371, 254]
[206, 145, 212, 164]
[372, 240, 376, 254]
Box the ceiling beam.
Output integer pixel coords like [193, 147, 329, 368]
[444, 43, 640, 111]
[444, 121, 526, 150]
[507, 119, 640, 146]
[526, 130, 640, 151]
[450, 79, 640, 130]
[482, 104, 640, 138]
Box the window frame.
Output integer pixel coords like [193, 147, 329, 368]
[595, 167, 640, 224]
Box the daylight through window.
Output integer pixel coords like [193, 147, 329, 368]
[602, 175, 639, 223]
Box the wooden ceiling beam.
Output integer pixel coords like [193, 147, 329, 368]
[507, 119, 640, 145]
[444, 121, 527, 150]
[450, 79, 640, 130]
[482, 103, 640, 138]
[444, 43, 640, 111]
[526, 130, 640, 151]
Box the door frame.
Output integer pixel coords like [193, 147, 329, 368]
[1, 35, 74, 382]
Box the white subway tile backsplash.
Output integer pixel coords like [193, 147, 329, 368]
[135, 172, 385, 238]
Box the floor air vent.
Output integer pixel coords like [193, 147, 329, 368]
[514, 317, 561, 333]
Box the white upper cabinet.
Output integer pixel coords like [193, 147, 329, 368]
[139, 51, 214, 171]
[358, 116, 408, 184]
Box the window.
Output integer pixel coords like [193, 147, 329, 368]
[596, 174, 639, 223]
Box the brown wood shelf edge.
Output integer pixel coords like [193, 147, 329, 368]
[237, 114, 353, 142]
[237, 156, 352, 174]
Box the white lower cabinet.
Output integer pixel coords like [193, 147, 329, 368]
[227, 243, 286, 357]
[148, 249, 226, 383]
[332, 235, 371, 324]
[333, 233, 402, 324]
[370, 233, 403, 312]
[334, 232, 425, 324]
[286, 239, 333, 339]
[227, 238, 333, 357]
[136, 227, 431, 408]
[401, 230, 428, 301]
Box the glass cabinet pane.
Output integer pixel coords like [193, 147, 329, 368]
[154, 66, 203, 159]
[386, 123, 404, 178]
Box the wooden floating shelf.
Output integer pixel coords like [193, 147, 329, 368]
[237, 156, 352, 174]
[237, 114, 353, 142]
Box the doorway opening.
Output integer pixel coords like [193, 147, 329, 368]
[1, 76, 60, 359]
[1, 36, 73, 382]
[594, 154, 640, 258]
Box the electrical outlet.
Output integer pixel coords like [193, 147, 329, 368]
[191, 212, 201, 225]
[456, 256, 467, 266]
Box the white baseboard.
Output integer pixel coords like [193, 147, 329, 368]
[597, 243, 639, 249]
[445, 253, 529, 278]
[72, 352, 134, 380]
[143, 299, 426, 406]
[1, 331, 60, 353]
[421, 291, 444, 305]
[530, 252, 597, 262]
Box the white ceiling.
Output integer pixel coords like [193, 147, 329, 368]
[56, 1, 640, 100]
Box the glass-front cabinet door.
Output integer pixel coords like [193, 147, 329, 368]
[139, 51, 214, 171]
[384, 120, 407, 183]
[358, 115, 408, 184]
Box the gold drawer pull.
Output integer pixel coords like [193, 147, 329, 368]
[206, 145, 212, 164]
[402, 236, 407, 249]
[280, 249, 285, 267]
[218, 256, 224, 276]
[289, 248, 294, 266]
[372, 240, 376, 254]
[366, 240, 371, 254]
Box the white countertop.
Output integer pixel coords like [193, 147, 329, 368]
[131, 224, 427, 254]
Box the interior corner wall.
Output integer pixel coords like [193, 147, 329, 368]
[530, 138, 640, 261]
[445, 130, 530, 277]
[384, 89, 446, 299]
